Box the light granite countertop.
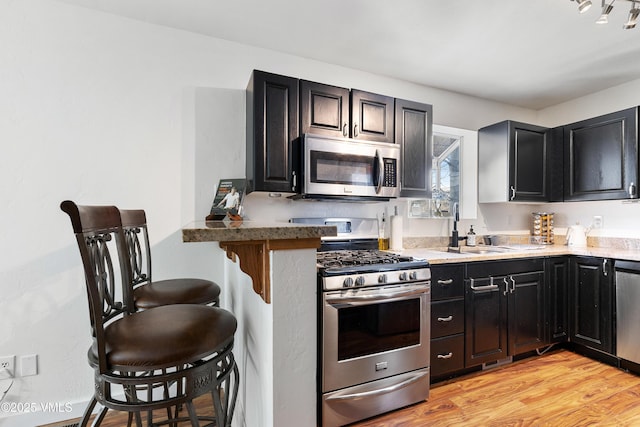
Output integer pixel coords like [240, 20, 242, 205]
[182, 220, 337, 243]
[182, 220, 640, 264]
[394, 244, 640, 265]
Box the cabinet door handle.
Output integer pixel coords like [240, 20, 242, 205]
[503, 277, 509, 296]
[510, 186, 516, 201]
[353, 123, 359, 137]
[470, 277, 498, 292]
[437, 352, 453, 359]
[629, 182, 637, 199]
[471, 283, 498, 292]
[510, 276, 516, 294]
[342, 123, 348, 137]
[291, 171, 297, 191]
[437, 315, 453, 322]
[603, 259, 609, 277]
[437, 279, 454, 285]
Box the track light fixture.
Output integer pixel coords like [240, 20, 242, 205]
[596, 0, 614, 23]
[571, 0, 640, 29]
[576, 0, 593, 13]
[624, 2, 640, 28]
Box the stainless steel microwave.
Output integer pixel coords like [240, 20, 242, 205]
[298, 134, 400, 201]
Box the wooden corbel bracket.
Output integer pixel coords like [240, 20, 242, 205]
[219, 238, 321, 304]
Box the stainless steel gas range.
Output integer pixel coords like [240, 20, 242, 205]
[292, 218, 431, 427]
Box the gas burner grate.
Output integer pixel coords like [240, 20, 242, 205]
[316, 250, 413, 268]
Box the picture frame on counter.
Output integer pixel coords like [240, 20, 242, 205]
[207, 178, 246, 220]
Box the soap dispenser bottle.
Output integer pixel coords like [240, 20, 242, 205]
[467, 226, 476, 247]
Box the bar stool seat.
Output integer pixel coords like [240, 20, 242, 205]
[88, 304, 236, 369]
[133, 278, 220, 310]
[120, 209, 221, 309]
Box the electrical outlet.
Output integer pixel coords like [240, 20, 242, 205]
[593, 215, 603, 229]
[0, 355, 15, 378]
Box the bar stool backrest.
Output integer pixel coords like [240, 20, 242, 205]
[60, 200, 134, 374]
[120, 209, 153, 290]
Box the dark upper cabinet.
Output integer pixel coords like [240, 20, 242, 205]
[299, 80, 349, 138]
[350, 89, 394, 143]
[546, 257, 569, 344]
[246, 70, 299, 194]
[563, 107, 638, 201]
[569, 256, 614, 354]
[478, 121, 552, 202]
[395, 99, 433, 197]
[549, 127, 565, 202]
[300, 81, 395, 143]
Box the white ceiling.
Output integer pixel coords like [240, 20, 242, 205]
[57, 0, 640, 109]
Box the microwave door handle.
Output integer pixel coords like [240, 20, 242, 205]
[375, 149, 383, 194]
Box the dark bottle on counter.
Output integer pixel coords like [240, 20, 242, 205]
[467, 226, 476, 246]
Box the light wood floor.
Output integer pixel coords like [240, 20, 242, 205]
[43, 349, 640, 426]
[354, 348, 640, 426]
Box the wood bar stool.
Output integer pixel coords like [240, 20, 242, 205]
[61, 201, 239, 427]
[120, 209, 221, 310]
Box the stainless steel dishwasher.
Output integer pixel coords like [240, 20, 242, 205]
[616, 260, 640, 364]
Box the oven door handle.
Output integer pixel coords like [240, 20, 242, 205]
[325, 284, 429, 306]
[325, 369, 427, 402]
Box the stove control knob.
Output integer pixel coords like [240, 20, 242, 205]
[343, 277, 354, 288]
[378, 274, 387, 284]
[409, 271, 418, 280]
[355, 276, 366, 286]
[399, 272, 408, 281]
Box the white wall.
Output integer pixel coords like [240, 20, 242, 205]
[3, 0, 640, 424]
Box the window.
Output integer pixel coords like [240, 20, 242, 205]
[431, 132, 461, 217]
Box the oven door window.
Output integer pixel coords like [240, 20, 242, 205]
[337, 298, 420, 360]
[310, 150, 376, 186]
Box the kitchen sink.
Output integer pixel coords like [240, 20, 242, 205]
[440, 244, 545, 255]
[442, 246, 514, 255]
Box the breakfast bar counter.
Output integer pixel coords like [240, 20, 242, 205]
[182, 220, 336, 303]
[181, 219, 336, 427]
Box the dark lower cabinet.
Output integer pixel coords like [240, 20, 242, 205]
[465, 259, 546, 367]
[464, 275, 508, 366]
[563, 107, 638, 201]
[246, 70, 299, 193]
[507, 271, 546, 355]
[430, 334, 464, 377]
[569, 256, 614, 354]
[546, 257, 569, 343]
[430, 264, 465, 378]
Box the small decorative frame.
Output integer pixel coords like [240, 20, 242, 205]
[207, 178, 246, 221]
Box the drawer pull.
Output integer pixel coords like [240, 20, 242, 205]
[437, 279, 454, 285]
[437, 352, 453, 359]
[470, 277, 498, 292]
[437, 315, 453, 322]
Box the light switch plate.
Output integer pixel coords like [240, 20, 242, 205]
[21, 354, 37, 377]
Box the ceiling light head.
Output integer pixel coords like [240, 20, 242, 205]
[577, 0, 593, 13]
[596, 3, 614, 23]
[624, 5, 640, 29]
